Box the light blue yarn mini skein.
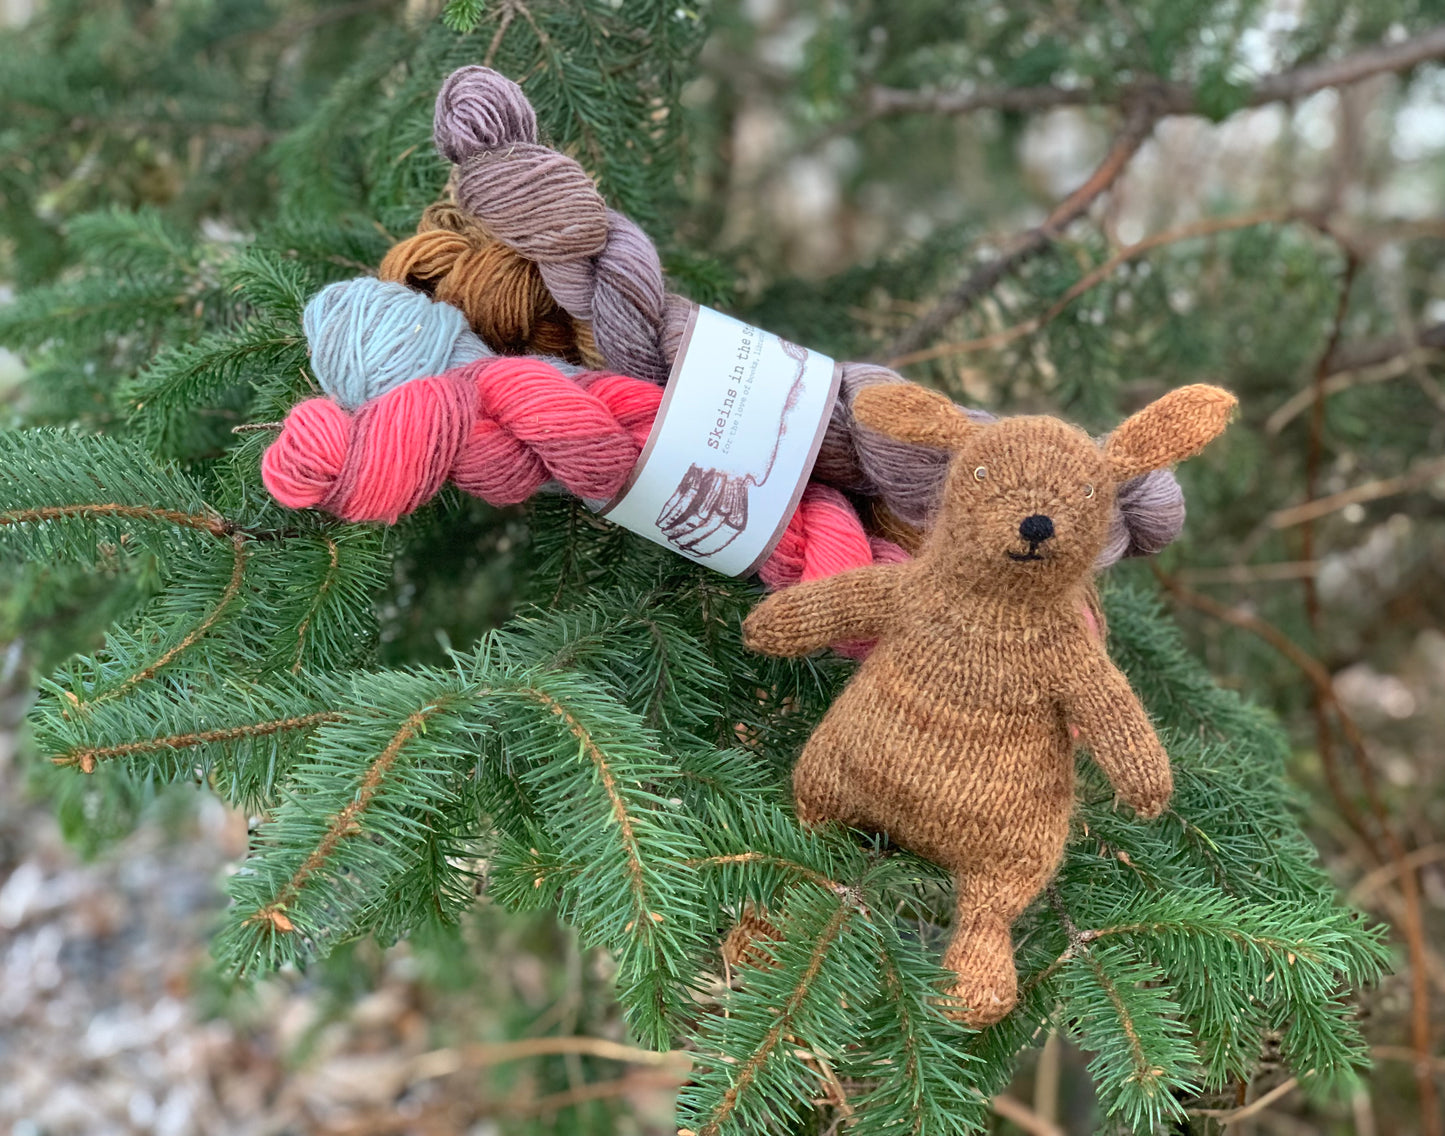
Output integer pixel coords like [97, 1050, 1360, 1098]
[303, 278, 491, 410]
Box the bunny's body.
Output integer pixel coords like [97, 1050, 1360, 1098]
[744, 390, 1236, 1026]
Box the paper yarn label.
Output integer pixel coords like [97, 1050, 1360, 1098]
[595, 304, 841, 577]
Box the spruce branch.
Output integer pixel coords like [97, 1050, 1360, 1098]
[121, 322, 307, 456]
[688, 850, 841, 894]
[74, 533, 248, 711]
[32, 674, 344, 808]
[518, 685, 652, 908]
[222, 674, 481, 969]
[54, 711, 342, 775]
[290, 536, 341, 673]
[691, 900, 857, 1136]
[846, 922, 990, 1136]
[1063, 940, 1199, 1128]
[0, 501, 230, 540]
[248, 695, 457, 934]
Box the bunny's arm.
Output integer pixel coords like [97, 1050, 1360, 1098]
[743, 564, 906, 657]
[1059, 649, 1173, 818]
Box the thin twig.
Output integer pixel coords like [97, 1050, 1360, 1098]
[1192, 1077, 1300, 1122]
[883, 26, 1445, 358]
[889, 209, 1297, 367]
[992, 1093, 1065, 1136]
[886, 92, 1165, 359]
[508, 1068, 688, 1117]
[406, 1036, 692, 1081]
[1322, 320, 1445, 375]
[867, 25, 1445, 123]
[1265, 456, 1445, 530]
[1373, 1046, 1445, 1075]
[1266, 347, 1444, 434]
[1348, 843, 1445, 904]
[1175, 561, 1320, 586]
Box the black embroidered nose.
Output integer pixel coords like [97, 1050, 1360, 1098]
[1018, 514, 1055, 544]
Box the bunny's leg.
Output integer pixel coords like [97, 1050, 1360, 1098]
[942, 849, 1061, 1027]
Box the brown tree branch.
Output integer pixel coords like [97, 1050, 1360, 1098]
[884, 25, 1445, 358]
[868, 25, 1445, 122]
[1265, 455, 1445, 530]
[1156, 567, 1442, 1136]
[406, 1036, 692, 1081]
[992, 1094, 1065, 1136]
[888, 208, 1299, 367]
[1191, 1077, 1300, 1123]
[1267, 342, 1445, 434]
[866, 82, 1098, 118]
[886, 92, 1165, 359]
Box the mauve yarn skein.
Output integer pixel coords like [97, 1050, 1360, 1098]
[262, 354, 894, 591]
[432, 64, 1186, 565]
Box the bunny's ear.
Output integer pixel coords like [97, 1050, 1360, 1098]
[853, 384, 980, 450]
[1104, 384, 1237, 480]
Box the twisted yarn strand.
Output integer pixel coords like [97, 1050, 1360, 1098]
[262, 355, 893, 589]
[432, 65, 1185, 563]
[378, 204, 602, 366]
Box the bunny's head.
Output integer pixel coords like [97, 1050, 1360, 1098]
[853, 384, 1236, 597]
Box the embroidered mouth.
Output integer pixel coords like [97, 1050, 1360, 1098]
[1007, 549, 1046, 562]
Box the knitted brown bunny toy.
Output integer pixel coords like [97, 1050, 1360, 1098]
[742, 383, 1236, 1026]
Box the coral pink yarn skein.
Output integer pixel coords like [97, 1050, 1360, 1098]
[261, 355, 897, 590]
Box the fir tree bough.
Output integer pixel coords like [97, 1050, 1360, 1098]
[1, 2, 1424, 1133]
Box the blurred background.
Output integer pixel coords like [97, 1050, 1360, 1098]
[1, 0, 1443, 1133]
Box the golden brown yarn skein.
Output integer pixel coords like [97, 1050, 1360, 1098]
[743, 383, 1236, 1026]
[379, 203, 603, 367]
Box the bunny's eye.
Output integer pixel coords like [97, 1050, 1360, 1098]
[974, 466, 988, 481]
[1083, 484, 1095, 498]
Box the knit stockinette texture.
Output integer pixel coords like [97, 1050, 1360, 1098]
[743, 383, 1236, 1026]
[430, 64, 1186, 564]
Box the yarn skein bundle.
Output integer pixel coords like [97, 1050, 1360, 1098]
[432, 64, 1186, 564]
[304, 277, 590, 411]
[263, 341, 900, 591]
[379, 203, 602, 367]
